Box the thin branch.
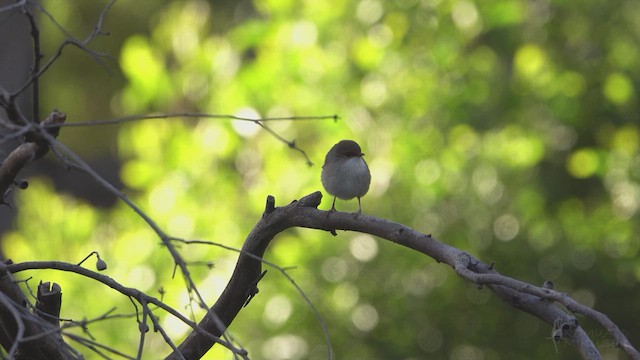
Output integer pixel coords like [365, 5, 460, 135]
[0, 0, 27, 14]
[12, 0, 115, 98]
[56, 112, 336, 165]
[2, 260, 246, 358]
[49, 112, 335, 166]
[145, 306, 185, 360]
[0, 125, 31, 146]
[52, 113, 339, 127]
[253, 121, 314, 166]
[135, 306, 149, 360]
[42, 136, 237, 350]
[0, 87, 29, 126]
[0, 291, 25, 358]
[64, 332, 135, 360]
[23, 6, 41, 123]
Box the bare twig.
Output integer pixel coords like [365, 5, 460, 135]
[51, 113, 339, 166]
[12, 0, 115, 98]
[0, 87, 29, 126]
[41, 136, 238, 351]
[0, 290, 25, 358]
[50, 112, 337, 166]
[64, 332, 136, 360]
[23, 6, 42, 122]
[3, 260, 247, 359]
[53, 113, 338, 127]
[136, 305, 150, 360]
[253, 121, 315, 166]
[0, 0, 27, 14]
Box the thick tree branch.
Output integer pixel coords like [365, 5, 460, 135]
[166, 195, 284, 360]
[169, 192, 638, 360]
[454, 258, 637, 359]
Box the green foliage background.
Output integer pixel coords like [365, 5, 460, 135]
[3, 0, 640, 359]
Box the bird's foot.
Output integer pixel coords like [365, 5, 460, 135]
[326, 206, 337, 217]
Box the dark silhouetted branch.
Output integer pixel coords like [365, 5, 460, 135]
[168, 192, 638, 360]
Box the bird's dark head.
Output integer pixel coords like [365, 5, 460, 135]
[334, 140, 364, 158]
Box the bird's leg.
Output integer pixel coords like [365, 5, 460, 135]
[328, 196, 337, 213]
[356, 197, 363, 215]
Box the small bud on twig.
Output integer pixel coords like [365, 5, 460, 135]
[96, 257, 107, 271]
[78, 251, 107, 271]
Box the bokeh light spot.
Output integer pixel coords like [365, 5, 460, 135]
[567, 148, 599, 178]
[493, 214, 520, 241]
[451, 344, 484, 360]
[452, 1, 480, 31]
[291, 21, 318, 47]
[351, 304, 379, 332]
[611, 182, 640, 219]
[612, 125, 639, 156]
[332, 283, 360, 310]
[360, 75, 388, 107]
[349, 235, 378, 262]
[357, 0, 384, 24]
[167, 214, 194, 236]
[414, 159, 441, 186]
[472, 164, 501, 204]
[603, 72, 634, 105]
[514, 44, 546, 78]
[321, 257, 348, 282]
[261, 335, 308, 360]
[126, 265, 156, 292]
[559, 71, 586, 97]
[232, 108, 261, 137]
[263, 295, 293, 326]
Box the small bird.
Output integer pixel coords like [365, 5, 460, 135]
[321, 140, 371, 214]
